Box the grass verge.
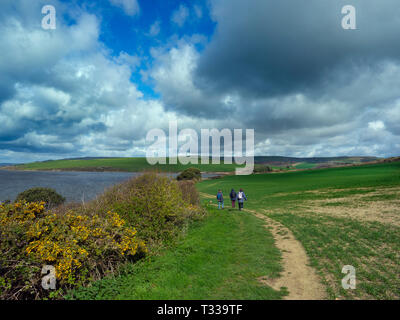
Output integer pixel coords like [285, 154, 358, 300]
[67, 205, 286, 300]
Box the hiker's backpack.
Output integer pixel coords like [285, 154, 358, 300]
[231, 191, 236, 199]
[217, 193, 222, 200]
[238, 192, 243, 200]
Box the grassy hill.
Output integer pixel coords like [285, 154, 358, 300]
[10, 157, 241, 173]
[6, 156, 382, 173]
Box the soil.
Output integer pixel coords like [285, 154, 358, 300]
[249, 209, 327, 300]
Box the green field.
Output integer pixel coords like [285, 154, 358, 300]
[68, 161, 400, 300]
[13, 157, 241, 173]
[294, 162, 317, 169]
[10, 156, 380, 173]
[197, 161, 400, 299]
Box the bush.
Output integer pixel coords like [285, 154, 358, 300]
[86, 173, 205, 247]
[176, 167, 202, 181]
[253, 165, 273, 173]
[178, 180, 200, 206]
[0, 173, 204, 300]
[16, 187, 65, 209]
[0, 201, 146, 300]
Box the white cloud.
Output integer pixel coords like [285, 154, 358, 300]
[148, 20, 161, 37]
[171, 5, 189, 27]
[109, 0, 139, 16]
[114, 51, 141, 70]
[194, 5, 203, 19]
[368, 121, 385, 131]
[0, 3, 172, 161]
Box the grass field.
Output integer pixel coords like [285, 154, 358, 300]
[294, 163, 317, 169]
[66, 161, 399, 300]
[67, 206, 286, 300]
[197, 161, 400, 299]
[12, 157, 241, 173]
[10, 156, 381, 173]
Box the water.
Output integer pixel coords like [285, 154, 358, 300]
[0, 170, 218, 203]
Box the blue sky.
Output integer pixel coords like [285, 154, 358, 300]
[1, 0, 400, 163]
[59, 0, 215, 98]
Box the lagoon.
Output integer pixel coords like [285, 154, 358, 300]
[0, 170, 219, 203]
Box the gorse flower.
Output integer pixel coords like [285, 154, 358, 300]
[1, 201, 146, 295]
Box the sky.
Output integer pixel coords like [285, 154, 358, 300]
[1, 0, 400, 163]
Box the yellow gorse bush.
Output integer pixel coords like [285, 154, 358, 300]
[0, 201, 146, 298]
[0, 201, 45, 225]
[1, 173, 203, 300]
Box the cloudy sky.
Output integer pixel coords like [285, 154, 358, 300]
[1, 0, 400, 163]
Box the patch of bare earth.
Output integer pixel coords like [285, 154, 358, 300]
[246, 209, 327, 300]
[303, 186, 400, 226]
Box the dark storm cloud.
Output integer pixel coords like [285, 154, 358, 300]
[0, 140, 74, 154]
[196, 0, 400, 97]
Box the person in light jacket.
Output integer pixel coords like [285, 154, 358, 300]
[236, 188, 247, 211]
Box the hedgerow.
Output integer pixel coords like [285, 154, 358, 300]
[0, 173, 205, 300]
[84, 173, 206, 248]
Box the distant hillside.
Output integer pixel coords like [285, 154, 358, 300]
[253, 156, 381, 170]
[254, 156, 379, 165]
[4, 156, 389, 173]
[9, 157, 241, 173]
[0, 163, 16, 167]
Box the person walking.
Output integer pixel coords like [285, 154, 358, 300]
[230, 188, 237, 208]
[237, 188, 247, 211]
[216, 189, 224, 210]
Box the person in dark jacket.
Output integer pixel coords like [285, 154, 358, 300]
[237, 188, 247, 211]
[216, 189, 224, 210]
[230, 189, 237, 208]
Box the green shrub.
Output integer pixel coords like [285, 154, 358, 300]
[253, 165, 273, 173]
[178, 180, 200, 206]
[0, 201, 146, 300]
[177, 167, 202, 181]
[16, 187, 65, 209]
[87, 173, 205, 247]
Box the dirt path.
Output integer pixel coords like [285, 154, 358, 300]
[199, 192, 327, 300]
[249, 209, 326, 300]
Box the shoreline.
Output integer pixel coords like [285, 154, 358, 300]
[0, 166, 235, 175]
[0, 167, 231, 178]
